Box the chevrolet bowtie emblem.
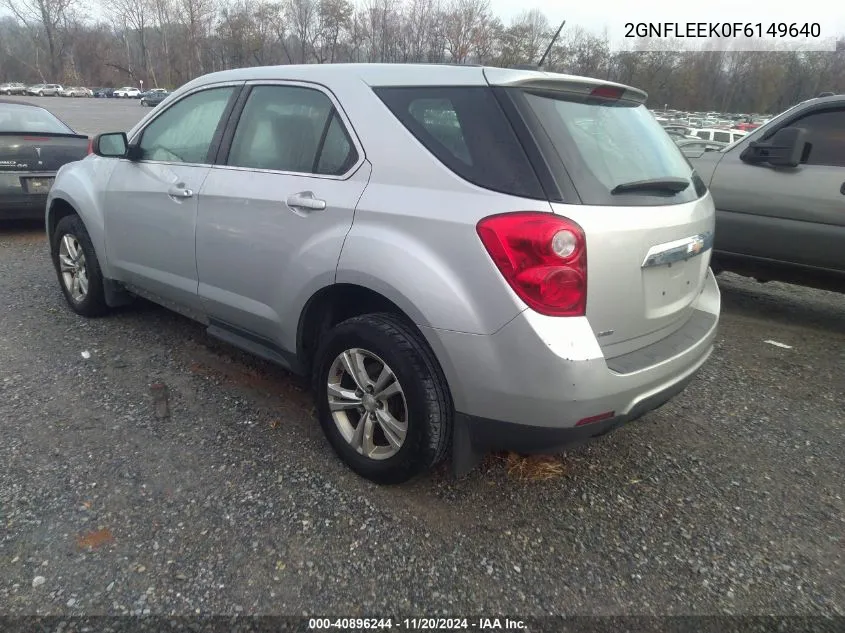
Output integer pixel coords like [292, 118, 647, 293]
[35, 147, 41, 158]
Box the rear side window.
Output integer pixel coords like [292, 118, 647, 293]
[713, 131, 731, 143]
[227, 85, 358, 175]
[374, 86, 544, 200]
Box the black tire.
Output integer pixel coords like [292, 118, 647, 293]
[51, 214, 109, 317]
[312, 313, 453, 484]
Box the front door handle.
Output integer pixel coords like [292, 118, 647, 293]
[168, 185, 193, 199]
[286, 191, 326, 211]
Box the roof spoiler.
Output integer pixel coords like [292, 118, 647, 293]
[497, 76, 648, 104]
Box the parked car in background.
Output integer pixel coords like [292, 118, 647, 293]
[27, 84, 63, 97]
[665, 129, 698, 142]
[46, 63, 720, 483]
[690, 93, 845, 293]
[140, 89, 170, 107]
[0, 99, 89, 219]
[690, 128, 747, 144]
[676, 138, 728, 157]
[113, 86, 140, 98]
[0, 82, 28, 95]
[59, 86, 90, 97]
[93, 88, 115, 98]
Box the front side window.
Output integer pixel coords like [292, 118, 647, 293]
[227, 85, 356, 175]
[713, 131, 731, 143]
[139, 86, 235, 164]
[793, 108, 845, 167]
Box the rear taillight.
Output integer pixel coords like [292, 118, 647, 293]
[476, 211, 587, 317]
[86, 138, 93, 155]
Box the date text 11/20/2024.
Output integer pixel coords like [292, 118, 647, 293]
[308, 618, 527, 630]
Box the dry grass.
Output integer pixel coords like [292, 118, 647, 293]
[494, 452, 567, 481]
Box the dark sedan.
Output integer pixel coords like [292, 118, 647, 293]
[140, 89, 170, 107]
[0, 100, 89, 219]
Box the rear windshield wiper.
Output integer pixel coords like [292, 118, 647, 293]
[611, 177, 690, 195]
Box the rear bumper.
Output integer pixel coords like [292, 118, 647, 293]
[424, 268, 720, 461]
[457, 364, 698, 454]
[0, 193, 47, 219]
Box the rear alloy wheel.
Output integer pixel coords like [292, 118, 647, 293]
[313, 313, 452, 484]
[327, 348, 409, 461]
[52, 215, 108, 317]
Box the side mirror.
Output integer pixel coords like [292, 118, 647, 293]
[740, 126, 807, 167]
[92, 132, 129, 158]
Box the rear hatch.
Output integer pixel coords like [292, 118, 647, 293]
[486, 69, 714, 357]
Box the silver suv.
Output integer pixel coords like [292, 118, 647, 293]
[46, 64, 720, 484]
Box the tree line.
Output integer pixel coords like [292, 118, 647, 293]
[1, 0, 844, 114]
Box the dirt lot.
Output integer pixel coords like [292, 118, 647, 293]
[0, 96, 843, 619]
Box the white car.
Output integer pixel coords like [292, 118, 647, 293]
[114, 87, 141, 98]
[689, 128, 747, 144]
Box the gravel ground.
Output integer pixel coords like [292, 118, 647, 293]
[1, 220, 843, 619]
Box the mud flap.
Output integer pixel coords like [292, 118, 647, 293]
[451, 413, 485, 478]
[103, 278, 134, 308]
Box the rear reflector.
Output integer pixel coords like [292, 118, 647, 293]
[575, 411, 615, 427]
[590, 86, 625, 100]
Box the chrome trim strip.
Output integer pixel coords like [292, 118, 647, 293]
[642, 231, 714, 268]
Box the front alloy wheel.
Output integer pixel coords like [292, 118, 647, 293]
[59, 234, 89, 303]
[327, 348, 409, 460]
[52, 214, 108, 317]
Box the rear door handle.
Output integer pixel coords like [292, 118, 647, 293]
[286, 192, 326, 211]
[168, 185, 193, 199]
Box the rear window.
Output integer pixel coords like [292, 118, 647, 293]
[0, 105, 73, 134]
[518, 89, 706, 206]
[373, 86, 544, 200]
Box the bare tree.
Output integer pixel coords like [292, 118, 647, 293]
[285, 0, 317, 62]
[2, 0, 80, 77]
[101, 0, 154, 82]
[314, 0, 352, 63]
[441, 0, 490, 63]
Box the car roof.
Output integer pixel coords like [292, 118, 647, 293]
[180, 63, 642, 95]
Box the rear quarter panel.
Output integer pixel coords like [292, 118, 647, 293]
[329, 72, 545, 335]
